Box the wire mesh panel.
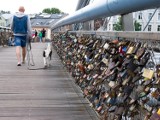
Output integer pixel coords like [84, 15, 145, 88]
[51, 31, 160, 120]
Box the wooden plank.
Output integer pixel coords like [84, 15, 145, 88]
[0, 43, 99, 120]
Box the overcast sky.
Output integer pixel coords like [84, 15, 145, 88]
[0, 0, 79, 14]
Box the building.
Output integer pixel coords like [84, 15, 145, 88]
[0, 15, 6, 27]
[134, 9, 160, 32]
[1, 14, 13, 27]
[106, 8, 160, 32]
[31, 13, 67, 40]
[104, 16, 120, 31]
[75, 0, 160, 32]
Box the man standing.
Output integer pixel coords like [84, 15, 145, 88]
[11, 6, 32, 66]
[34, 29, 38, 42]
[38, 30, 42, 42]
[42, 28, 46, 42]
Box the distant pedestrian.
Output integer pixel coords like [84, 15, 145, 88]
[35, 30, 37, 37]
[38, 31, 42, 42]
[34, 29, 38, 42]
[42, 28, 46, 42]
[10, 6, 32, 66]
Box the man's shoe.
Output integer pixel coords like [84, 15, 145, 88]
[17, 63, 21, 66]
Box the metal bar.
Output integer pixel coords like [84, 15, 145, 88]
[52, 0, 160, 29]
[143, 8, 158, 31]
[67, 31, 160, 41]
[102, 17, 111, 30]
[0, 26, 10, 30]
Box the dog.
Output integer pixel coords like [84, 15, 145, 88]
[43, 42, 52, 67]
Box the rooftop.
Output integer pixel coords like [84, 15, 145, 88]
[30, 13, 67, 28]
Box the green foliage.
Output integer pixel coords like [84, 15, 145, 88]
[113, 16, 123, 31]
[113, 17, 142, 31]
[42, 8, 62, 14]
[134, 20, 141, 31]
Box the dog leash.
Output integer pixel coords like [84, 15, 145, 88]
[26, 38, 46, 70]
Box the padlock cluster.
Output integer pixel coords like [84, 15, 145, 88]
[52, 32, 160, 120]
[0, 27, 11, 47]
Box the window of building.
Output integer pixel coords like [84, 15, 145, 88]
[158, 13, 160, 21]
[109, 24, 111, 30]
[139, 24, 142, 31]
[113, 24, 117, 31]
[112, 16, 116, 20]
[157, 25, 160, 31]
[148, 13, 152, 20]
[148, 25, 152, 31]
[112, 24, 115, 31]
[138, 13, 142, 19]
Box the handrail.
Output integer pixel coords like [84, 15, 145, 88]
[0, 26, 11, 30]
[52, 0, 160, 29]
[69, 31, 160, 41]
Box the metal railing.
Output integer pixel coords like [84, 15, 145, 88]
[53, 30, 160, 41]
[51, 31, 160, 120]
[52, 0, 160, 30]
[0, 26, 11, 47]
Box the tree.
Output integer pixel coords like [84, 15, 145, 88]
[42, 8, 51, 14]
[113, 17, 142, 31]
[113, 16, 123, 31]
[42, 8, 62, 14]
[134, 20, 141, 31]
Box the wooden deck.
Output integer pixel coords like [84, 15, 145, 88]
[0, 43, 99, 120]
